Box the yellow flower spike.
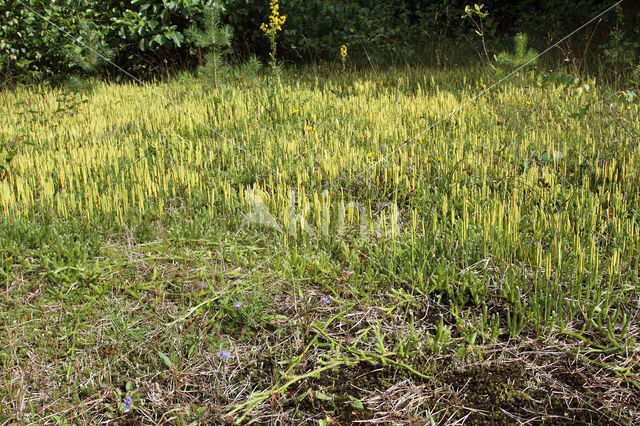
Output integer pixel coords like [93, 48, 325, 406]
[525, 101, 531, 105]
[482, 83, 487, 90]
[261, 0, 286, 37]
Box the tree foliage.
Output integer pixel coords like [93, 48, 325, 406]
[0, 0, 637, 83]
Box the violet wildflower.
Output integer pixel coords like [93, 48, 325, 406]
[408, 166, 414, 171]
[234, 301, 243, 308]
[216, 350, 231, 359]
[320, 296, 330, 304]
[122, 396, 133, 413]
[343, 270, 354, 276]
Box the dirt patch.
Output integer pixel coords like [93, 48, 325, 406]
[280, 355, 635, 424]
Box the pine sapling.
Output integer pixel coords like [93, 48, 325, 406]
[186, 2, 233, 94]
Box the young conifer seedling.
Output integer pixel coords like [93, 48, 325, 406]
[186, 1, 233, 94]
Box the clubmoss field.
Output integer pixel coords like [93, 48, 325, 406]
[1, 64, 639, 424]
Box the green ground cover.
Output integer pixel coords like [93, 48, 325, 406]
[1, 64, 639, 423]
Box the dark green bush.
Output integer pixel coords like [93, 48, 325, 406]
[0, 0, 212, 83]
[0, 0, 78, 82]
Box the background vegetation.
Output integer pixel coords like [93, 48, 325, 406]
[1, 0, 639, 84]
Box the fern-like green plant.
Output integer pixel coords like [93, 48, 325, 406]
[495, 33, 538, 70]
[186, 2, 233, 93]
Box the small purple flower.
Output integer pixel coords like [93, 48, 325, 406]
[199, 281, 207, 290]
[216, 350, 231, 359]
[234, 301, 243, 308]
[408, 166, 414, 171]
[343, 270, 354, 276]
[122, 396, 133, 413]
[320, 296, 330, 304]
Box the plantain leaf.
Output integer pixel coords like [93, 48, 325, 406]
[158, 352, 173, 369]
